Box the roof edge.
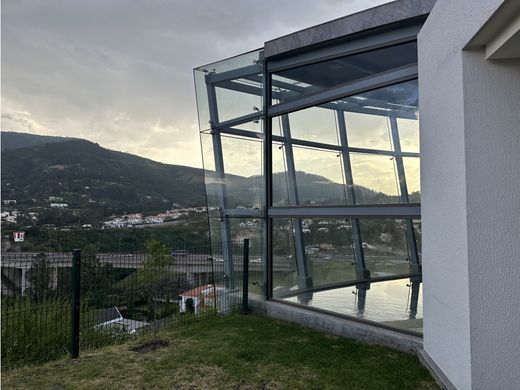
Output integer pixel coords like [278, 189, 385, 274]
[264, 0, 436, 59]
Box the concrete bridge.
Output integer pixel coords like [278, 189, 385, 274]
[1, 252, 293, 296]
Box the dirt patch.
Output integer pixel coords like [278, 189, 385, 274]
[130, 340, 169, 354]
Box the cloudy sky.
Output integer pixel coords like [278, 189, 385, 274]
[1, 0, 389, 169]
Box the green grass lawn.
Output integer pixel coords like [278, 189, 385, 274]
[2, 314, 438, 389]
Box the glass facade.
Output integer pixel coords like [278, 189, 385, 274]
[195, 38, 422, 333]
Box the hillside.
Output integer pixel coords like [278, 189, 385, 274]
[1, 136, 209, 216]
[1, 132, 414, 227]
[1, 131, 75, 151]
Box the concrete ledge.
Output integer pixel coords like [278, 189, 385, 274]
[249, 299, 422, 353]
[250, 298, 456, 389]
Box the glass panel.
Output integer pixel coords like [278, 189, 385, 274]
[272, 218, 357, 298]
[272, 144, 345, 206]
[271, 41, 417, 105]
[344, 112, 393, 151]
[194, 49, 262, 132]
[397, 118, 419, 153]
[272, 141, 289, 206]
[200, 131, 219, 218]
[272, 216, 421, 333]
[358, 219, 410, 277]
[221, 134, 263, 211]
[283, 279, 423, 333]
[349, 153, 400, 204]
[272, 217, 412, 298]
[208, 217, 265, 296]
[403, 157, 420, 201]
[200, 120, 263, 217]
[413, 219, 422, 261]
[284, 107, 338, 145]
[215, 80, 262, 125]
[293, 147, 345, 205]
[351, 80, 419, 120]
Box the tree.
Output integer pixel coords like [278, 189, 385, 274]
[80, 245, 116, 308]
[138, 240, 172, 321]
[26, 253, 53, 303]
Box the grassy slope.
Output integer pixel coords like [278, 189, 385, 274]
[2, 314, 438, 390]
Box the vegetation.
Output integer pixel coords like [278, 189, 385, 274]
[1, 134, 207, 217]
[1, 215, 210, 252]
[1, 314, 438, 389]
[1, 297, 118, 369]
[1, 132, 419, 230]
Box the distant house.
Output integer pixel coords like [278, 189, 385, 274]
[3, 199, 16, 205]
[179, 285, 228, 314]
[13, 231, 25, 242]
[50, 203, 68, 208]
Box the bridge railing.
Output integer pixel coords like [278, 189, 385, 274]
[1, 239, 250, 369]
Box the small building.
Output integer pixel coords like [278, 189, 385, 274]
[50, 203, 68, 208]
[179, 284, 228, 314]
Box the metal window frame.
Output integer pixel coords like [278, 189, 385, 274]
[263, 34, 422, 302]
[196, 26, 423, 303]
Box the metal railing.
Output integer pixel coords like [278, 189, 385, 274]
[1, 239, 250, 369]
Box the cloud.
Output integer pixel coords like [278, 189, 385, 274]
[1, 0, 389, 168]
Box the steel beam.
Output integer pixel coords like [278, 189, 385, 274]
[215, 112, 262, 130]
[388, 116, 420, 273]
[336, 110, 369, 281]
[215, 77, 418, 120]
[279, 114, 313, 302]
[206, 64, 262, 84]
[268, 204, 420, 218]
[408, 280, 420, 319]
[218, 126, 419, 158]
[274, 271, 420, 299]
[268, 65, 418, 117]
[206, 82, 234, 288]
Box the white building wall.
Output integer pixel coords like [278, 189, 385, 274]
[419, 1, 520, 388]
[463, 51, 520, 389]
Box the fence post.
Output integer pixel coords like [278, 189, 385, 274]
[242, 239, 249, 314]
[71, 249, 81, 359]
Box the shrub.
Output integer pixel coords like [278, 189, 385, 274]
[1, 297, 120, 369]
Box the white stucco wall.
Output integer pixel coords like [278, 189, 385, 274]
[419, 1, 520, 389]
[463, 51, 520, 389]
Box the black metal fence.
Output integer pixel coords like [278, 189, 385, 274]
[1, 240, 250, 369]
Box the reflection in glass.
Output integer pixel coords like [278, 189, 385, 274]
[272, 42, 417, 105]
[279, 107, 338, 145]
[283, 279, 423, 333]
[195, 39, 423, 334]
[345, 112, 393, 151]
[216, 82, 262, 125]
[358, 219, 410, 277]
[292, 147, 345, 205]
[403, 157, 420, 201]
[271, 80, 419, 207]
[396, 118, 419, 152]
[350, 153, 400, 203]
[272, 218, 415, 298]
[221, 135, 263, 210]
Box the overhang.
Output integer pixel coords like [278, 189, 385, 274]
[264, 0, 436, 59]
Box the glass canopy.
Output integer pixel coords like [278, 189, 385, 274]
[194, 38, 422, 334]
